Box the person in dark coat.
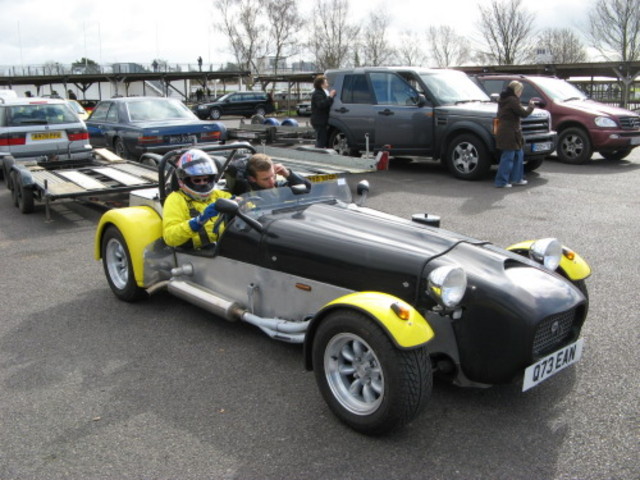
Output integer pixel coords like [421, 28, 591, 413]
[494, 80, 536, 188]
[310, 75, 336, 148]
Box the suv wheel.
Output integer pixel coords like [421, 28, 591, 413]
[557, 127, 592, 164]
[446, 134, 490, 180]
[255, 105, 266, 116]
[210, 108, 222, 120]
[329, 130, 358, 156]
[524, 157, 544, 172]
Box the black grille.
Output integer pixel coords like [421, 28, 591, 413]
[533, 309, 576, 356]
[619, 116, 640, 129]
[522, 116, 550, 135]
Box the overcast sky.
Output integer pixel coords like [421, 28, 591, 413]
[0, 0, 592, 68]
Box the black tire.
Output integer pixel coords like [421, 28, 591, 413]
[10, 171, 20, 207]
[255, 105, 267, 117]
[114, 137, 130, 160]
[101, 225, 147, 302]
[210, 108, 222, 120]
[312, 309, 432, 435]
[524, 157, 544, 172]
[329, 130, 358, 156]
[13, 171, 34, 213]
[445, 134, 491, 180]
[4, 158, 15, 190]
[600, 148, 632, 161]
[557, 127, 592, 164]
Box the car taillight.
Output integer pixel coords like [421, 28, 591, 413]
[201, 131, 222, 141]
[138, 135, 163, 145]
[0, 133, 26, 146]
[493, 118, 499, 135]
[67, 129, 89, 141]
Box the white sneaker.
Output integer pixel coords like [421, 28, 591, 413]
[513, 180, 528, 186]
[496, 183, 512, 188]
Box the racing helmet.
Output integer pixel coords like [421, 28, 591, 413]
[176, 149, 218, 200]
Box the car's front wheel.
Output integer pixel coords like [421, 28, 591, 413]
[445, 134, 491, 180]
[101, 225, 147, 302]
[524, 157, 544, 172]
[210, 108, 222, 120]
[557, 127, 592, 164]
[312, 309, 432, 435]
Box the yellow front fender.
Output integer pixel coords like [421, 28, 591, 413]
[507, 240, 591, 281]
[94, 206, 163, 287]
[321, 292, 435, 349]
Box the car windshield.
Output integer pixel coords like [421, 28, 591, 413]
[7, 103, 78, 126]
[530, 77, 587, 102]
[419, 71, 490, 105]
[127, 99, 196, 122]
[238, 178, 353, 218]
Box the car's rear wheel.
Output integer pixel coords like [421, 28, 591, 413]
[101, 225, 147, 302]
[12, 171, 34, 213]
[524, 157, 544, 172]
[557, 127, 592, 164]
[114, 138, 131, 160]
[600, 148, 632, 161]
[312, 309, 432, 435]
[210, 108, 222, 120]
[255, 105, 267, 117]
[329, 130, 358, 156]
[445, 134, 491, 180]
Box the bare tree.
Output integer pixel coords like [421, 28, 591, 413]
[589, 0, 640, 61]
[428, 25, 471, 67]
[264, 0, 304, 75]
[529, 28, 587, 64]
[360, 11, 395, 66]
[311, 0, 360, 70]
[477, 0, 535, 64]
[395, 31, 428, 66]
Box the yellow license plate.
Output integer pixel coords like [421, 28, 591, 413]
[307, 173, 339, 183]
[32, 132, 62, 141]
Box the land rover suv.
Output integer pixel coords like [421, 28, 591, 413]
[194, 91, 275, 120]
[474, 74, 640, 164]
[325, 67, 556, 180]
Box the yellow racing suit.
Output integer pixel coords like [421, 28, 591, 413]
[162, 189, 232, 248]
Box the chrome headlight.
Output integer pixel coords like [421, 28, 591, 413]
[427, 266, 467, 309]
[530, 238, 562, 270]
[594, 116, 617, 128]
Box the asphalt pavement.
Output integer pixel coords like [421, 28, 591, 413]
[0, 144, 638, 480]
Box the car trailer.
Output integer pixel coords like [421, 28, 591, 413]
[2, 148, 158, 221]
[226, 119, 316, 146]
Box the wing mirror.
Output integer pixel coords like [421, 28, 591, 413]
[530, 96, 546, 108]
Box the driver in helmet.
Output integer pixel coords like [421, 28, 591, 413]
[163, 149, 232, 248]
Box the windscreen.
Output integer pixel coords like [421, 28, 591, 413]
[419, 70, 490, 105]
[531, 77, 587, 102]
[7, 103, 79, 126]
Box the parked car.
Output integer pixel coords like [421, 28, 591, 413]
[95, 143, 591, 434]
[325, 67, 556, 180]
[193, 91, 275, 120]
[86, 97, 227, 161]
[0, 96, 91, 171]
[67, 99, 89, 121]
[296, 92, 312, 116]
[474, 74, 640, 164]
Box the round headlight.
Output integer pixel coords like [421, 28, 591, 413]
[427, 266, 467, 309]
[594, 116, 617, 128]
[530, 238, 562, 270]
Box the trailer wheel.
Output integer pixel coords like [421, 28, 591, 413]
[101, 225, 147, 302]
[312, 309, 432, 435]
[12, 172, 34, 213]
[10, 171, 19, 207]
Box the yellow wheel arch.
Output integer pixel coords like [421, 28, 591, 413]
[94, 206, 163, 287]
[507, 240, 591, 281]
[304, 291, 435, 370]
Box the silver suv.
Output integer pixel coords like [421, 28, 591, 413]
[0, 96, 91, 161]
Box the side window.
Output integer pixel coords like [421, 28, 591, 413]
[520, 83, 540, 103]
[341, 74, 373, 104]
[106, 103, 119, 122]
[369, 72, 418, 106]
[480, 79, 504, 96]
[89, 102, 110, 122]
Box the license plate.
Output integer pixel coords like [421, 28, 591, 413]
[32, 132, 62, 141]
[522, 338, 584, 391]
[531, 141, 553, 152]
[630, 137, 640, 145]
[306, 173, 339, 183]
[168, 134, 197, 144]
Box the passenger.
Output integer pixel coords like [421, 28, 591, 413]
[163, 149, 232, 248]
[224, 153, 310, 195]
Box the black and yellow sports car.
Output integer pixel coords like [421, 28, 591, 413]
[94, 143, 590, 435]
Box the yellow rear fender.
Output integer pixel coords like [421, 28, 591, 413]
[507, 240, 591, 281]
[94, 207, 163, 287]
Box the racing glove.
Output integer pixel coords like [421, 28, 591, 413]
[188, 203, 218, 231]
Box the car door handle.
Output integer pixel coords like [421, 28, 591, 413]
[334, 107, 349, 114]
[378, 109, 394, 116]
